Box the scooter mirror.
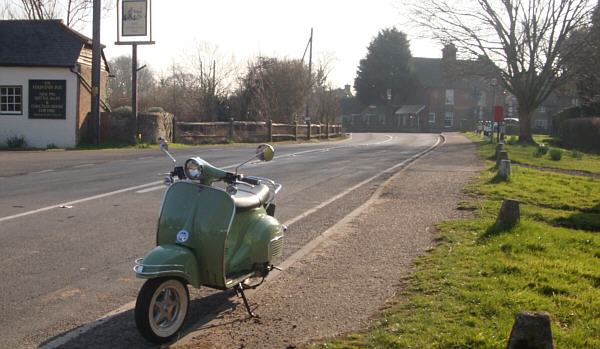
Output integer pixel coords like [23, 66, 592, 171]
[256, 144, 275, 162]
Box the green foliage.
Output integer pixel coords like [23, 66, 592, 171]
[6, 135, 26, 148]
[549, 148, 563, 161]
[46, 143, 59, 150]
[319, 156, 600, 349]
[507, 136, 518, 145]
[467, 133, 600, 173]
[354, 27, 415, 106]
[571, 150, 583, 159]
[533, 143, 549, 157]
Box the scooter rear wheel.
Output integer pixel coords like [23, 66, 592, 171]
[135, 277, 189, 343]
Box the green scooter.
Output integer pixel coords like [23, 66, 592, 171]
[133, 140, 285, 343]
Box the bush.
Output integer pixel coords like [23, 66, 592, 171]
[6, 135, 26, 148]
[571, 150, 583, 159]
[533, 144, 549, 157]
[147, 107, 165, 113]
[549, 148, 563, 161]
[46, 143, 58, 149]
[507, 136, 518, 145]
[112, 106, 133, 115]
[558, 117, 600, 152]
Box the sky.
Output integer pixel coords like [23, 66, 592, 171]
[81, 0, 442, 88]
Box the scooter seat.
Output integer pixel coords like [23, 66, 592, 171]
[232, 183, 271, 210]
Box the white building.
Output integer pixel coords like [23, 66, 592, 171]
[0, 20, 109, 148]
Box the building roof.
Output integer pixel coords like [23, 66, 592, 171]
[395, 105, 425, 115]
[0, 20, 104, 68]
[412, 56, 493, 89]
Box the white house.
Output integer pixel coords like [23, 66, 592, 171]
[0, 20, 109, 148]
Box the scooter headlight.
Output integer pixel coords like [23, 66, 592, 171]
[184, 158, 203, 180]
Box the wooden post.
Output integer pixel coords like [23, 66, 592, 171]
[496, 199, 520, 230]
[294, 121, 298, 141]
[229, 117, 235, 142]
[326, 122, 329, 139]
[507, 311, 554, 349]
[497, 150, 508, 167]
[495, 142, 504, 159]
[267, 119, 273, 142]
[499, 159, 511, 180]
[307, 121, 311, 140]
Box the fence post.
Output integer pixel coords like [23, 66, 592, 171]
[307, 121, 311, 140]
[326, 122, 329, 139]
[294, 121, 298, 141]
[268, 119, 273, 142]
[229, 117, 235, 142]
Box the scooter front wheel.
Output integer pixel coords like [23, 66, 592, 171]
[135, 277, 189, 343]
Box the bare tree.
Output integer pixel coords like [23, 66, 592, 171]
[3, 0, 113, 29]
[185, 42, 239, 121]
[411, 0, 595, 143]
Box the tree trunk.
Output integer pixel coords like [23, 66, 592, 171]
[519, 109, 535, 144]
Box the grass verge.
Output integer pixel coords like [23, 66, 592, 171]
[464, 133, 600, 174]
[316, 150, 600, 348]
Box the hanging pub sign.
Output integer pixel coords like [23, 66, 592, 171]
[122, 0, 147, 36]
[28, 80, 66, 119]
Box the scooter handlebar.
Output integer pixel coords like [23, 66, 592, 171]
[238, 175, 260, 186]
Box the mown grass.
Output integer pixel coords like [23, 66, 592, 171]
[464, 133, 600, 174]
[316, 150, 600, 348]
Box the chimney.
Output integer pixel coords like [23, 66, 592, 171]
[442, 43, 457, 61]
[344, 84, 352, 97]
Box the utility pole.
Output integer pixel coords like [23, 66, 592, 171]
[91, 0, 101, 144]
[304, 28, 313, 124]
[132, 44, 138, 141]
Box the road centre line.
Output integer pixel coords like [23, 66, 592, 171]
[0, 181, 163, 224]
[39, 134, 441, 349]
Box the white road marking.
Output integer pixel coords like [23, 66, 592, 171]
[0, 181, 162, 223]
[32, 169, 55, 174]
[72, 164, 95, 168]
[135, 185, 164, 194]
[38, 134, 442, 348]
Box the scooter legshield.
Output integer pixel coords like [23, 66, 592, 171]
[155, 182, 235, 289]
[134, 244, 200, 288]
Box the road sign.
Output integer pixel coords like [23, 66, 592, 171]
[494, 106, 504, 122]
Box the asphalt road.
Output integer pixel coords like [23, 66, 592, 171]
[0, 133, 439, 348]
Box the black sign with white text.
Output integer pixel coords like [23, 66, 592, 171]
[29, 80, 66, 119]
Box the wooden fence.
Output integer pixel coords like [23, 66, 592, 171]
[175, 119, 343, 144]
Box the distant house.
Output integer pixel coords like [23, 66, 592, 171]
[0, 20, 109, 148]
[342, 44, 503, 133]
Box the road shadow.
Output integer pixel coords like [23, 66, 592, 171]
[39, 290, 242, 349]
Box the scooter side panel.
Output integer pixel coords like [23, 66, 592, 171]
[224, 208, 283, 281]
[157, 182, 235, 289]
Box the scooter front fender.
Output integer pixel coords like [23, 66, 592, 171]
[134, 244, 201, 288]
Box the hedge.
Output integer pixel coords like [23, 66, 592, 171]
[559, 117, 600, 153]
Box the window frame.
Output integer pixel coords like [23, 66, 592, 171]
[445, 89, 455, 105]
[444, 111, 454, 128]
[0, 85, 23, 115]
[428, 112, 436, 124]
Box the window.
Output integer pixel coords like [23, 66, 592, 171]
[538, 106, 546, 113]
[534, 119, 548, 130]
[444, 111, 453, 127]
[428, 112, 436, 124]
[0, 86, 22, 114]
[445, 89, 454, 105]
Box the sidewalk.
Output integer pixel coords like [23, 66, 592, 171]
[176, 133, 482, 349]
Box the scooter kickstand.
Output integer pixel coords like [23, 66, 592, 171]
[235, 283, 258, 318]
